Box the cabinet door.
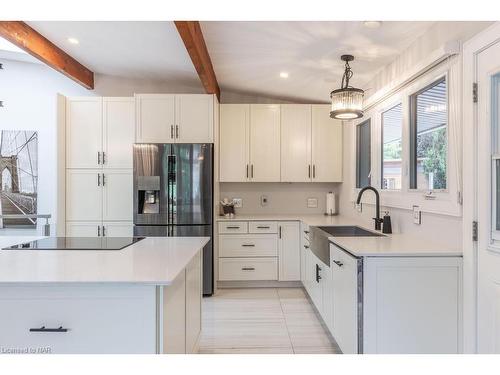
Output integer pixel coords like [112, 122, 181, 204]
[103, 222, 134, 237]
[321, 261, 334, 335]
[185, 251, 202, 353]
[281, 105, 312, 182]
[136, 94, 175, 143]
[66, 97, 102, 168]
[66, 170, 102, 221]
[311, 105, 343, 182]
[249, 104, 281, 182]
[278, 221, 301, 281]
[219, 104, 250, 182]
[307, 251, 323, 312]
[102, 170, 133, 221]
[103, 97, 135, 169]
[331, 244, 359, 354]
[66, 222, 101, 237]
[175, 94, 214, 143]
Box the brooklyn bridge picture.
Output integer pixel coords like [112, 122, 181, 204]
[0, 131, 38, 228]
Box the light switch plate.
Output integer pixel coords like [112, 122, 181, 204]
[413, 205, 421, 224]
[233, 198, 243, 208]
[307, 198, 318, 208]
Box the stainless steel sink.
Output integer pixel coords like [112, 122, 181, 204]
[316, 226, 385, 237]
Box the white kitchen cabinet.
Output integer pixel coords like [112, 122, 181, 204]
[102, 170, 133, 222]
[66, 222, 102, 237]
[219, 257, 278, 281]
[185, 251, 202, 353]
[66, 97, 102, 169]
[66, 170, 102, 222]
[136, 94, 214, 144]
[363, 257, 462, 354]
[311, 105, 343, 182]
[300, 223, 310, 285]
[219, 234, 278, 257]
[306, 249, 323, 311]
[330, 243, 359, 354]
[162, 269, 186, 354]
[135, 94, 176, 143]
[103, 222, 134, 237]
[281, 105, 312, 182]
[278, 221, 301, 281]
[219, 104, 250, 182]
[103, 97, 136, 169]
[249, 104, 281, 182]
[176, 94, 214, 143]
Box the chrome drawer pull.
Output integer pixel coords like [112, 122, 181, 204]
[256, 226, 270, 229]
[29, 326, 68, 333]
[241, 267, 255, 271]
[226, 226, 240, 229]
[333, 260, 344, 267]
[241, 244, 255, 247]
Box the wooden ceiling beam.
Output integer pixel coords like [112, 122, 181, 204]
[174, 21, 220, 100]
[0, 21, 94, 89]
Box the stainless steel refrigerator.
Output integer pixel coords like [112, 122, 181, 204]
[133, 143, 213, 296]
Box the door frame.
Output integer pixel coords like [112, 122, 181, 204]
[462, 21, 500, 353]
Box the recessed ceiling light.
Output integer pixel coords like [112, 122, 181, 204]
[67, 37, 79, 45]
[363, 21, 382, 29]
[279, 72, 289, 79]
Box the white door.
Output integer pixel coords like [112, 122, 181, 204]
[281, 105, 312, 182]
[249, 104, 281, 182]
[66, 170, 102, 222]
[102, 170, 133, 222]
[311, 105, 343, 182]
[477, 40, 500, 353]
[278, 221, 301, 281]
[103, 97, 135, 169]
[175, 94, 214, 143]
[219, 104, 250, 182]
[136, 94, 175, 143]
[66, 98, 102, 168]
[66, 222, 101, 237]
[103, 222, 134, 237]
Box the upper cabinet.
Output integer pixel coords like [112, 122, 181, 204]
[219, 103, 343, 183]
[219, 104, 250, 182]
[311, 105, 343, 182]
[249, 104, 281, 182]
[66, 97, 135, 169]
[136, 94, 214, 144]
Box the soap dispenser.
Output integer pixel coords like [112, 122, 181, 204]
[382, 211, 392, 234]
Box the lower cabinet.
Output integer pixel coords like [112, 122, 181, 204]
[219, 257, 278, 281]
[66, 222, 133, 237]
[278, 221, 301, 281]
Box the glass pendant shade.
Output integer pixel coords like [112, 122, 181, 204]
[329, 55, 364, 120]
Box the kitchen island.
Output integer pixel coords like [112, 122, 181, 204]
[0, 236, 209, 354]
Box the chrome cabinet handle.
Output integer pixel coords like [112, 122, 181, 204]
[175, 125, 179, 139]
[29, 326, 68, 333]
[251, 164, 254, 178]
[241, 244, 255, 247]
[170, 125, 174, 139]
[102, 173, 105, 186]
[97, 173, 101, 186]
[97, 225, 101, 237]
[308, 165, 311, 178]
[333, 260, 344, 267]
[97, 151, 101, 165]
[102, 225, 106, 237]
[315, 264, 322, 282]
[256, 226, 270, 229]
[102, 151, 106, 164]
[226, 226, 240, 229]
[313, 165, 316, 179]
[241, 267, 255, 271]
[279, 225, 282, 239]
[246, 164, 249, 178]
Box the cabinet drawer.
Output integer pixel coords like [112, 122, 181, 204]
[218, 221, 248, 234]
[0, 285, 156, 354]
[219, 234, 277, 257]
[248, 221, 278, 234]
[219, 257, 278, 281]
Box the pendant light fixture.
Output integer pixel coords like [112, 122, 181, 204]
[330, 55, 364, 120]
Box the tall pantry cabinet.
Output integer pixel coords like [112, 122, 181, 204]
[65, 97, 135, 237]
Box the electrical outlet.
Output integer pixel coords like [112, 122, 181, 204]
[413, 205, 421, 224]
[307, 198, 318, 208]
[260, 195, 268, 206]
[232, 198, 243, 208]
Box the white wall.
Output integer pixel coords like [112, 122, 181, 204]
[219, 182, 340, 215]
[0, 58, 203, 235]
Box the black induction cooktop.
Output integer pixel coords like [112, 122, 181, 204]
[2, 237, 145, 250]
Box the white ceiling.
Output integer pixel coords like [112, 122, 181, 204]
[200, 21, 436, 103]
[26, 21, 202, 88]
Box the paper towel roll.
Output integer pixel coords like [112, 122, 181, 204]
[326, 192, 337, 216]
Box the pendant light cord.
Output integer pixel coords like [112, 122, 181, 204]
[341, 60, 354, 89]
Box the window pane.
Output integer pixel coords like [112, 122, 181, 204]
[382, 104, 402, 190]
[411, 78, 447, 190]
[356, 119, 371, 188]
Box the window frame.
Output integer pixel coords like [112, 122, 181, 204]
[408, 75, 449, 192]
[380, 102, 403, 191]
[356, 118, 371, 188]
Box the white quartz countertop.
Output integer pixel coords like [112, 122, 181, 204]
[0, 236, 209, 285]
[216, 214, 461, 257]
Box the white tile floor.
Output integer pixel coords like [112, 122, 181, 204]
[198, 288, 342, 354]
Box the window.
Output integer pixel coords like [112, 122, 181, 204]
[410, 77, 447, 190]
[381, 103, 402, 190]
[356, 119, 371, 188]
